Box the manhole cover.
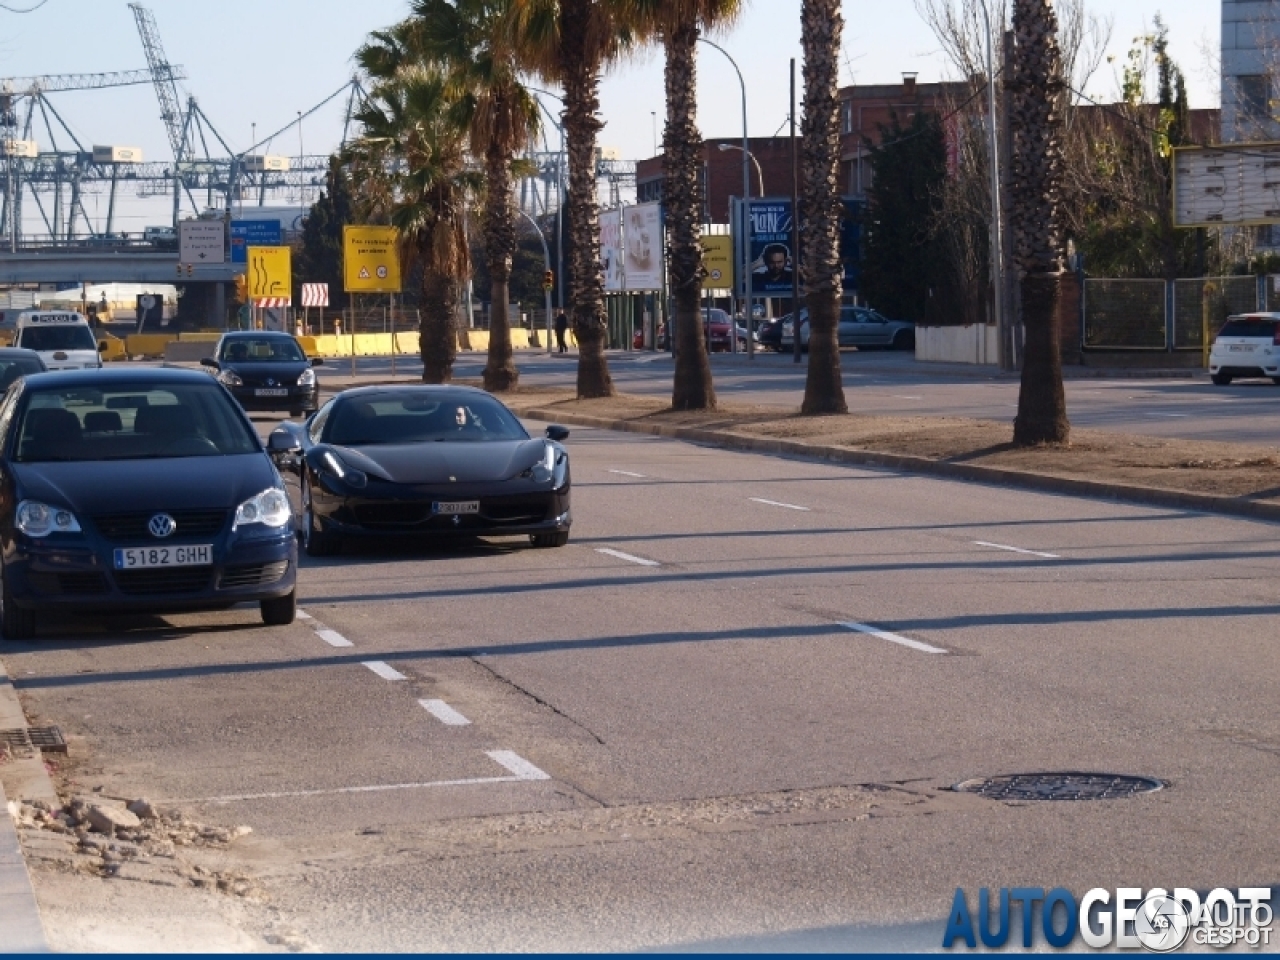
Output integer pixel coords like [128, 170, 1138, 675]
[0, 726, 68, 754]
[953, 772, 1163, 801]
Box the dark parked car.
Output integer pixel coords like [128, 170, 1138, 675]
[201, 331, 322, 416]
[269, 385, 572, 557]
[0, 368, 297, 639]
[0, 348, 47, 391]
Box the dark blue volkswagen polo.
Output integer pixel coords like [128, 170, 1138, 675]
[0, 367, 297, 640]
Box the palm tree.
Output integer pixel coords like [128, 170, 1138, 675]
[508, 0, 640, 398]
[798, 0, 848, 415]
[1008, 0, 1069, 444]
[628, 0, 743, 411]
[348, 55, 479, 384]
[413, 0, 542, 393]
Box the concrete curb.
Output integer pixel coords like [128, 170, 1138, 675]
[523, 408, 1280, 526]
[0, 663, 50, 954]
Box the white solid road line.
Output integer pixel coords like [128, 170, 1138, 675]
[363, 661, 408, 681]
[840, 621, 948, 655]
[595, 547, 660, 567]
[179, 751, 552, 805]
[749, 497, 811, 512]
[316, 629, 354, 648]
[419, 699, 471, 726]
[972, 540, 1061, 559]
[608, 469, 648, 478]
[488, 750, 551, 780]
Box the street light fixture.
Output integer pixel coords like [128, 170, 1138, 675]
[697, 36, 754, 358]
[717, 143, 764, 197]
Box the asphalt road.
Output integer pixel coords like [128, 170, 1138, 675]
[319, 349, 1280, 446]
[5, 412, 1280, 950]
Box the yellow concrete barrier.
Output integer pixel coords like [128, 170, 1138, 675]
[466, 330, 490, 352]
[125, 334, 173, 358]
[98, 334, 126, 361]
[351, 333, 386, 356]
[297, 335, 320, 356]
[395, 331, 419, 355]
[177, 332, 222, 342]
[510, 329, 530, 349]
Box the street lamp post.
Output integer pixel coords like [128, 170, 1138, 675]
[977, 0, 1007, 369]
[698, 37, 754, 359]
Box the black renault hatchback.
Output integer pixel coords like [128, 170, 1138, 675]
[201, 331, 322, 416]
[0, 367, 297, 639]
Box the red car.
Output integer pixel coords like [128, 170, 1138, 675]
[647, 310, 747, 352]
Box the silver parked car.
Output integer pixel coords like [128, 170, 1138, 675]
[779, 306, 915, 351]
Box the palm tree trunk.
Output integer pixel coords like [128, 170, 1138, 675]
[799, 0, 848, 416]
[559, 0, 614, 399]
[1009, 0, 1069, 445]
[419, 268, 459, 384]
[483, 135, 519, 393]
[664, 20, 716, 411]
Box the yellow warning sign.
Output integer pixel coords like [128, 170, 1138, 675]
[247, 246, 291, 302]
[344, 225, 402, 293]
[701, 235, 735, 289]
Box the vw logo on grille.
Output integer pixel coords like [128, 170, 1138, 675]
[148, 513, 177, 538]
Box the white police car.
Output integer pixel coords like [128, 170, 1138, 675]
[1209, 313, 1280, 386]
[13, 311, 104, 371]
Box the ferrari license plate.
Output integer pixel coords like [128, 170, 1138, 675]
[254, 388, 289, 397]
[432, 501, 479, 515]
[113, 544, 212, 569]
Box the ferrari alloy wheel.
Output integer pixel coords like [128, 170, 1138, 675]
[260, 589, 296, 626]
[530, 531, 569, 548]
[0, 573, 36, 641]
[302, 476, 340, 557]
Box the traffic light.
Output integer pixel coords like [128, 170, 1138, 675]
[543, 270, 554, 291]
[176, 263, 183, 277]
[186, 263, 194, 277]
[232, 274, 247, 304]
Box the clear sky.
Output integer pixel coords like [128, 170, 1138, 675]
[1, 0, 1220, 209]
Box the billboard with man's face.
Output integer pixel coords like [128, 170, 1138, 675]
[747, 200, 796, 294]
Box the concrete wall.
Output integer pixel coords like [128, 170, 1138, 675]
[915, 324, 1000, 365]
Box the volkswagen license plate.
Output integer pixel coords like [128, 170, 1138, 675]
[432, 501, 479, 515]
[113, 545, 213, 569]
[254, 388, 289, 397]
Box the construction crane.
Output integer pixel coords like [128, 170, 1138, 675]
[128, 3, 192, 165]
[0, 68, 182, 96]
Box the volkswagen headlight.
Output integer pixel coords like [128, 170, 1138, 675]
[233, 488, 292, 530]
[15, 501, 82, 537]
[218, 369, 243, 387]
[297, 367, 316, 388]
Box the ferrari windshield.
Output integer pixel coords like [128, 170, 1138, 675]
[220, 337, 307, 363]
[13, 382, 260, 462]
[326, 391, 529, 445]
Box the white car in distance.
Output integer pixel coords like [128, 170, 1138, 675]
[1209, 313, 1280, 386]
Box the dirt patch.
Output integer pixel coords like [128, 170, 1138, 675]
[499, 391, 1280, 505]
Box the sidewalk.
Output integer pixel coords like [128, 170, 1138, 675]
[0, 662, 49, 953]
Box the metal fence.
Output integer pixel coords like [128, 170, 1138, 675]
[1084, 276, 1269, 351]
[1083, 279, 1166, 349]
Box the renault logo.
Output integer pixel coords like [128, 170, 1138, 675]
[266, 377, 276, 387]
[148, 513, 177, 538]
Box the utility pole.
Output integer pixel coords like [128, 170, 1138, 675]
[790, 58, 802, 364]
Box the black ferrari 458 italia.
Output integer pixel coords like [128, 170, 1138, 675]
[268, 385, 571, 556]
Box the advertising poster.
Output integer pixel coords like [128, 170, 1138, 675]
[747, 199, 795, 294]
[701, 235, 735, 290]
[622, 203, 663, 291]
[599, 209, 623, 292]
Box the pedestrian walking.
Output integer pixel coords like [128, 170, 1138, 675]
[554, 311, 569, 354]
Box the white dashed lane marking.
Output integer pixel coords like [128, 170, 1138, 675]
[316, 629, 354, 648]
[840, 621, 947, 655]
[972, 540, 1061, 559]
[608, 469, 648, 478]
[178, 751, 552, 804]
[595, 547, 660, 567]
[363, 661, 408, 681]
[749, 497, 810, 512]
[420, 699, 471, 726]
